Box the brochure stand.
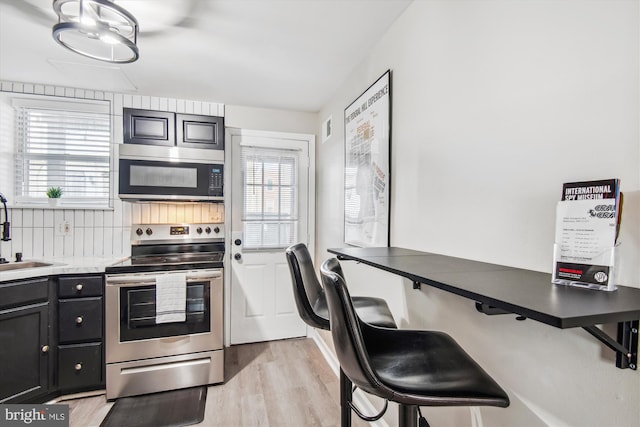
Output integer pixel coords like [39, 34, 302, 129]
[552, 179, 621, 292]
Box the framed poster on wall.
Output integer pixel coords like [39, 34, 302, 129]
[344, 70, 391, 247]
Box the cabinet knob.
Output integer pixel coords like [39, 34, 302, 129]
[41, 345, 49, 353]
[75, 283, 84, 292]
[75, 316, 83, 324]
[75, 363, 83, 371]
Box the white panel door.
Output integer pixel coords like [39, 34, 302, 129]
[229, 129, 314, 344]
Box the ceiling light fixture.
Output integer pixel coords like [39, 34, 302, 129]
[52, 0, 139, 63]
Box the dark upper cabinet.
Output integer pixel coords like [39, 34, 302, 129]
[123, 108, 175, 146]
[0, 278, 51, 403]
[176, 113, 224, 150]
[124, 108, 224, 150]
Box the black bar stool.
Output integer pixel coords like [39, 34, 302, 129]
[320, 257, 510, 427]
[285, 243, 397, 427]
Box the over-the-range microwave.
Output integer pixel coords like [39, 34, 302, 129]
[118, 144, 224, 201]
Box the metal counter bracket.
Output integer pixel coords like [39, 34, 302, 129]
[582, 320, 638, 370]
[477, 301, 638, 370]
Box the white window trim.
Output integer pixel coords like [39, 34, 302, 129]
[6, 94, 113, 209]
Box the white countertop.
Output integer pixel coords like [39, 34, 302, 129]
[0, 255, 128, 282]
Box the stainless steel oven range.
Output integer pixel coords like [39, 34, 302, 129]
[105, 223, 225, 400]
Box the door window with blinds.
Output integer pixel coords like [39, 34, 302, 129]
[11, 96, 111, 207]
[242, 146, 299, 249]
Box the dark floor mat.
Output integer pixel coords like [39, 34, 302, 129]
[100, 386, 207, 427]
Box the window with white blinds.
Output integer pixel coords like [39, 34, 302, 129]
[14, 98, 111, 206]
[242, 146, 299, 249]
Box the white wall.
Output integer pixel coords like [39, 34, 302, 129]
[226, 104, 317, 135]
[316, 1, 639, 426]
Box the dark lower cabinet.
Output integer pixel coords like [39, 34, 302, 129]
[58, 343, 103, 390]
[57, 275, 104, 394]
[0, 273, 105, 403]
[0, 278, 51, 403]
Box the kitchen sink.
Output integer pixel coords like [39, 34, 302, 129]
[0, 261, 53, 272]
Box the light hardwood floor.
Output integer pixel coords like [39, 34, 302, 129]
[64, 338, 371, 427]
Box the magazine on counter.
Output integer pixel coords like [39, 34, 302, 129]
[552, 178, 621, 291]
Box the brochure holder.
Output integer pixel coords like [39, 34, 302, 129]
[552, 242, 619, 291]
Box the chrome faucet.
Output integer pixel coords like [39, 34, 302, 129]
[0, 192, 10, 264]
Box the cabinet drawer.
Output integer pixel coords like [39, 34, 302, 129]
[59, 298, 103, 343]
[58, 276, 102, 298]
[0, 278, 49, 310]
[58, 343, 102, 390]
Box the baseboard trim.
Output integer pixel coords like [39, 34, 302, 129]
[309, 329, 390, 427]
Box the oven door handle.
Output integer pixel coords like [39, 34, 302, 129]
[106, 271, 222, 286]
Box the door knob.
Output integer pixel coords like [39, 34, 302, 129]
[41, 345, 49, 353]
[234, 253, 242, 261]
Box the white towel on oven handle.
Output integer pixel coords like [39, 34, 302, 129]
[155, 272, 187, 324]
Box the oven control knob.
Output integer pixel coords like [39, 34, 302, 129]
[197, 227, 203, 234]
[234, 253, 242, 261]
[213, 226, 220, 234]
[205, 227, 212, 234]
[136, 228, 143, 236]
[146, 228, 153, 236]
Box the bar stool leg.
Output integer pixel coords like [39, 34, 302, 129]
[340, 369, 352, 427]
[398, 404, 418, 427]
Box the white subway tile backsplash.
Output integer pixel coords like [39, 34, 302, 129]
[54, 209, 64, 226]
[33, 210, 43, 227]
[44, 210, 54, 227]
[84, 210, 94, 227]
[63, 233, 74, 257]
[168, 98, 177, 112]
[11, 209, 22, 227]
[74, 227, 84, 257]
[140, 96, 151, 110]
[32, 228, 43, 258]
[177, 99, 186, 113]
[72, 209, 82, 226]
[104, 210, 114, 228]
[113, 94, 123, 115]
[93, 227, 104, 256]
[43, 228, 54, 258]
[103, 227, 113, 256]
[54, 233, 64, 256]
[22, 228, 33, 258]
[22, 209, 33, 227]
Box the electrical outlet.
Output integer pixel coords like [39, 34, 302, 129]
[55, 221, 72, 236]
